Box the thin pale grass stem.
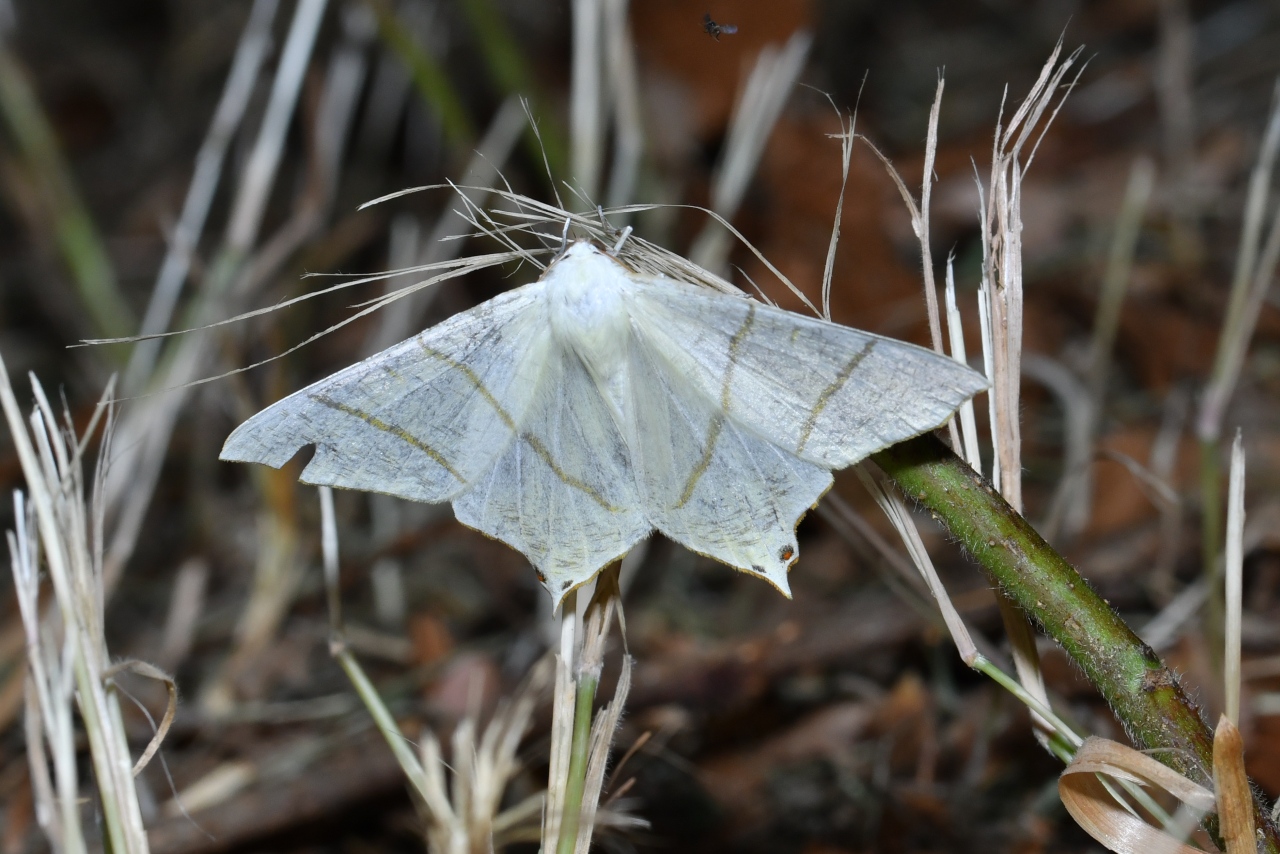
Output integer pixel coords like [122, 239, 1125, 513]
[319, 485, 431, 801]
[819, 104, 855, 321]
[817, 492, 936, 612]
[855, 119, 961, 450]
[944, 257, 982, 470]
[602, 0, 642, 209]
[1024, 354, 1092, 542]
[366, 96, 526, 355]
[1199, 79, 1280, 444]
[90, 250, 534, 350]
[334, 651, 432, 800]
[11, 495, 85, 854]
[972, 159, 1001, 490]
[1224, 433, 1245, 725]
[228, 0, 328, 250]
[1088, 156, 1156, 402]
[969, 657, 1081, 750]
[556, 595, 608, 854]
[855, 464, 978, 663]
[918, 75, 946, 356]
[542, 606, 576, 850]
[1141, 581, 1208, 652]
[313, 6, 375, 203]
[573, 656, 632, 854]
[569, 0, 604, 200]
[319, 486, 343, 635]
[357, 185, 806, 301]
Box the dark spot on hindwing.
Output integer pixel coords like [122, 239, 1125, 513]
[752, 564, 765, 574]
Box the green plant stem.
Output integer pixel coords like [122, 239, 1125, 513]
[872, 433, 1280, 851]
[556, 670, 598, 854]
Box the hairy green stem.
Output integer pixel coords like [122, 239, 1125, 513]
[873, 433, 1280, 851]
[556, 673, 598, 854]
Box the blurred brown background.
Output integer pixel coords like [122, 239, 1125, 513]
[3, 1, 1280, 852]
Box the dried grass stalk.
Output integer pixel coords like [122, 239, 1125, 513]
[1, 361, 152, 854]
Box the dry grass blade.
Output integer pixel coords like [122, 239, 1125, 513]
[1213, 715, 1254, 854]
[974, 43, 1084, 745]
[542, 623, 575, 851]
[982, 38, 1083, 510]
[11, 494, 83, 854]
[1, 361, 149, 854]
[102, 659, 177, 776]
[227, 0, 329, 249]
[854, 464, 978, 664]
[944, 258, 982, 470]
[1025, 354, 1091, 539]
[411, 668, 550, 853]
[851, 74, 947, 369]
[1059, 737, 1214, 854]
[820, 103, 855, 321]
[1196, 80, 1280, 681]
[853, 462, 1086, 755]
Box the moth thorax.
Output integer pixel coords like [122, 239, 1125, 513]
[547, 253, 632, 383]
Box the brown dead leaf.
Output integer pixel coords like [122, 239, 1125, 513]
[1059, 737, 1213, 854]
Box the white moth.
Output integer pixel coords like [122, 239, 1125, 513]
[222, 241, 987, 605]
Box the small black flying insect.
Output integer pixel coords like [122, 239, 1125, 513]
[702, 13, 738, 41]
